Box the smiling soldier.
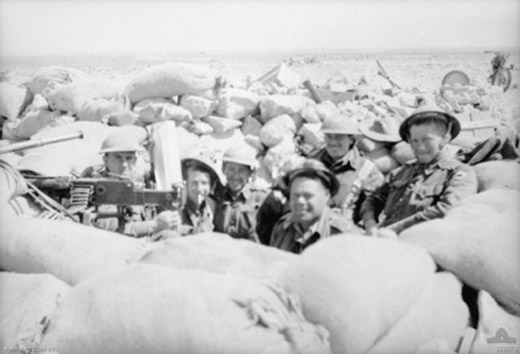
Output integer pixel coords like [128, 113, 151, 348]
[269, 159, 354, 254]
[360, 107, 478, 237]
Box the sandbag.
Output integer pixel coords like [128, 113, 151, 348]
[365, 147, 399, 174]
[7, 109, 56, 139]
[367, 272, 469, 354]
[28, 66, 89, 95]
[356, 136, 386, 153]
[263, 137, 297, 179]
[0, 82, 33, 121]
[46, 82, 120, 115]
[277, 234, 436, 354]
[202, 115, 242, 134]
[42, 264, 332, 354]
[470, 291, 520, 354]
[138, 232, 296, 282]
[400, 189, 520, 315]
[298, 123, 324, 149]
[0, 215, 151, 285]
[473, 160, 520, 192]
[216, 88, 260, 119]
[259, 114, 297, 148]
[259, 94, 314, 123]
[123, 63, 217, 104]
[241, 115, 263, 136]
[0, 272, 70, 352]
[390, 141, 415, 165]
[179, 94, 217, 119]
[134, 98, 192, 125]
[76, 98, 127, 122]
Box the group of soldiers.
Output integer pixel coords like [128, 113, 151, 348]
[69, 107, 479, 254]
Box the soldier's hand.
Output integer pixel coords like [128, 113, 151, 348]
[153, 210, 180, 233]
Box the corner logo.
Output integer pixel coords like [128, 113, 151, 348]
[487, 328, 517, 344]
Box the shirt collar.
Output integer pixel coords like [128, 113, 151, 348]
[324, 147, 362, 170]
[223, 184, 252, 202]
[282, 206, 332, 241]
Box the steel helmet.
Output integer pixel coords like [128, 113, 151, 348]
[221, 143, 258, 169]
[99, 132, 145, 154]
[399, 104, 461, 142]
[321, 114, 360, 135]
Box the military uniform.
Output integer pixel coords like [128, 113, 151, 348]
[256, 187, 290, 245]
[213, 184, 267, 242]
[270, 206, 353, 254]
[311, 147, 384, 220]
[360, 154, 477, 234]
[180, 197, 216, 235]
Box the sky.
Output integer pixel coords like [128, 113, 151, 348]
[0, 0, 519, 57]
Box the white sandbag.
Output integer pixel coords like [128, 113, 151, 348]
[0, 214, 151, 285]
[202, 115, 242, 135]
[42, 264, 332, 354]
[28, 66, 89, 95]
[259, 114, 297, 148]
[315, 101, 339, 121]
[469, 291, 520, 354]
[298, 123, 324, 149]
[183, 119, 214, 135]
[252, 155, 274, 190]
[391, 141, 415, 165]
[176, 126, 201, 159]
[105, 110, 139, 126]
[278, 234, 436, 354]
[367, 272, 469, 354]
[123, 63, 217, 104]
[0, 82, 33, 121]
[400, 189, 520, 315]
[216, 88, 260, 119]
[301, 105, 321, 123]
[0, 272, 70, 352]
[179, 94, 217, 119]
[263, 137, 297, 179]
[5, 109, 56, 139]
[356, 136, 386, 153]
[473, 161, 520, 192]
[134, 97, 192, 125]
[138, 232, 296, 282]
[76, 98, 127, 122]
[259, 95, 315, 123]
[46, 82, 120, 115]
[241, 115, 263, 136]
[365, 147, 399, 174]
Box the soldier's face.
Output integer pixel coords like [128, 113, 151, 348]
[408, 124, 447, 164]
[104, 152, 137, 178]
[290, 177, 330, 225]
[324, 133, 354, 160]
[186, 169, 211, 206]
[223, 162, 252, 193]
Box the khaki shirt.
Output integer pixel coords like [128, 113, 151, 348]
[213, 184, 267, 242]
[360, 154, 477, 234]
[311, 147, 384, 220]
[270, 206, 353, 254]
[181, 197, 216, 235]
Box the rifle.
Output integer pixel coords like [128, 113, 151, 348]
[0, 132, 84, 155]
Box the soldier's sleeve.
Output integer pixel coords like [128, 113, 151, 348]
[386, 163, 478, 234]
[360, 171, 394, 227]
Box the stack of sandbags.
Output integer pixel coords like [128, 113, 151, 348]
[0, 82, 33, 121]
[469, 291, 520, 354]
[0, 272, 70, 352]
[400, 189, 520, 315]
[41, 264, 332, 354]
[122, 63, 217, 104]
[366, 272, 469, 354]
[473, 160, 520, 192]
[138, 232, 296, 283]
[0, 215, 151, 285]
[45, 81, 120, 115]
[277, 234, 438, 354]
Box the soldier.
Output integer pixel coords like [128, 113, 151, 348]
[180, 149, 223, 235]
[80, 132, 180, 237]
[269, 159, 356, 254]
[309, 114, 384, 221]
[213, 143, 267, 242]
[360, 108, 478, 237]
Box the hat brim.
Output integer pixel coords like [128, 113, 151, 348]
[99, 147, 145, 154]
[221, 157, 257, 169]
[359, 125, 402, 143]
[181, 157, 224, 185]
[284, 167, 339, 197]
[399, 111, 461, 142]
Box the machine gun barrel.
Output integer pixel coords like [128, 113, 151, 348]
[0, 131, 84, 155]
